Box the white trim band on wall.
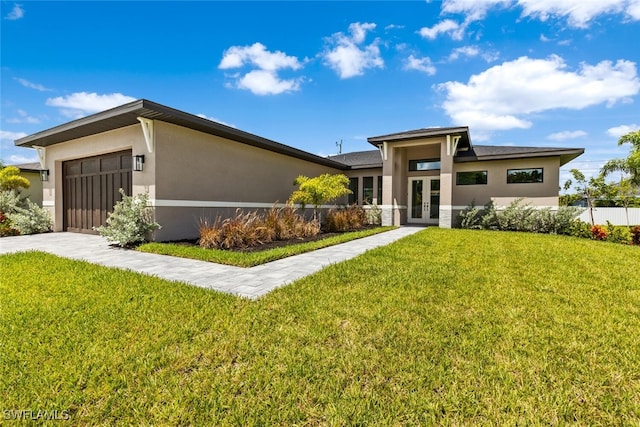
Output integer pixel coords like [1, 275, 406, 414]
[149, 200, 341, 209]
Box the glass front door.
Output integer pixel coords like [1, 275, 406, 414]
[408, 177, 440, 224]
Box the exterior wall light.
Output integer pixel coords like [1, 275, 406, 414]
[40, 169, 50, 182]
[133, 155, 145, 172]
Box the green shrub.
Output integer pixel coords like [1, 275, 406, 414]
[458, 200, 581, 235]
[569, 220, 592, 239]
[457, 202, 485, 229]
[0, 210, 19, 236]
[0, 190, 52, 236]
[495, 199, 536, 231]
[8, 199, 52, 235]
[0, 190, 23, 213]
[604, 222, 632, 245]
[553, 206, 582, 235]
[366, 204, 382, 226]
[95, 190, 160, 247]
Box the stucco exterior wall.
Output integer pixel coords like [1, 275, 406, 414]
[152, 121, 343, 240]
[452, 156, 561, 209]
[42, 124, 150, 231]
[19, 171, 43, 207]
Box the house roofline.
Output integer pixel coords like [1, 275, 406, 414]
[367, 126, 470, 144]
[15, 99, 348, 170]
[455, 147, 585, 166]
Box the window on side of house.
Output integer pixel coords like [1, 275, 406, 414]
[409, 159, 441, 171]
[507, 168, 543, 183]
[363, 176, 373, 204]
[348, 177, 359, 204]
[456, 171, 488, 185]
[377, 176, 382, 204]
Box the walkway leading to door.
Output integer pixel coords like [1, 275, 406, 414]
[0, 227, 423, 299]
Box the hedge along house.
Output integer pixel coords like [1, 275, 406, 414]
[15, 99, 584, 240]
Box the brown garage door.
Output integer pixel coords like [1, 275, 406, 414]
[63, 150, 132, 233]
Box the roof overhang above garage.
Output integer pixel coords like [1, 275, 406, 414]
[15, 99, 348, 170]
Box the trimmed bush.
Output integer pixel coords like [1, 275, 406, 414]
[0, 210, 19, 237]
[366, 204, 382, 226]
[0, 190, 52, 236]
[604, 222, 632, 245]
[8, 199, 52, 235]
[458, 199, 580, 235]
[569, 220, 592, 239]
[0, 190, 22, 213]
[95, 190, 160, 247]
[458, 201, 637, 246]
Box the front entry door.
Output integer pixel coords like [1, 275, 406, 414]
[408, 177, 440, 224]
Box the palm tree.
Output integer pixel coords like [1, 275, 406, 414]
[601, 130, 640, 186]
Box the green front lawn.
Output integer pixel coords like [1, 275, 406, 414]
[1, 229, 639, 424]
[137, 226, 395, 267]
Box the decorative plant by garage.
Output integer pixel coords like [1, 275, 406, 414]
[95, 189, 160, 247]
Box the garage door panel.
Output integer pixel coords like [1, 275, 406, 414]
[63, 150, 132, 233]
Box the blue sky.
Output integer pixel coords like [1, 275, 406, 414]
[1, 1, 639, 188]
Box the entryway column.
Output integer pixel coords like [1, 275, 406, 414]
[381, 142, 394, 226]
[439, 135, 456, 228]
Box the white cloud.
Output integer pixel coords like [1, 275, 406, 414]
[607, 124, 640, 138]
[219, 42, 302, 72]
[237, 70, 302, 95]
[437, 55, 640, 135]
[436, 0, 640, 28]
[447, 45, 500, 62]
[384, 24, 405, 30]
[419, 19, 464, 41]
[219, 42, 304, 95]
[517, 0, 637, 28]
[6, 109, 40, 124]
[448, 45, 480, 61]
[0, 130, 28, 141]
[14, 77, 51, 92]
[323, 22, 384, 79]
[4, 3, 24, 20]
[547, 130, 588, 140]
[628, 0, 640, 19]
[46, 92, 136, 117]
[441, 0, 512, 21]
[196, 114, 235, 128]
[404, 55, 436, 75]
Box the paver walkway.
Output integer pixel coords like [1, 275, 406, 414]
[0, 227, 423, 298]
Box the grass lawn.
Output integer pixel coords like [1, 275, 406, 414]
[137, 226, 395, 267]
[1, 228, 639, 424]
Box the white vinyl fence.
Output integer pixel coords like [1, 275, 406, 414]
[576, 207, 640, 226]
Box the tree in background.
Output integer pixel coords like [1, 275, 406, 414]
[602, 130, 640, 186]
[289, 173, 352, 221]
[563, 169, 614, 225]
[0, 165, 31, 192]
